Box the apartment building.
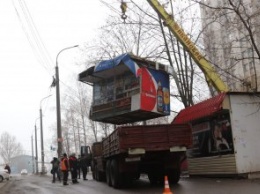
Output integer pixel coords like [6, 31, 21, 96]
[200, 0, 260, 91]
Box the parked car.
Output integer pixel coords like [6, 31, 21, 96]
[0, 169, 10, 183]
[20, 169, 28, 175]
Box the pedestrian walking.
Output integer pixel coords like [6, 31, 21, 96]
[80, 154, 88, 180]
[50, 157, 61, 183]
[60, 153, 69, 186]
[69, 153, 79, 184]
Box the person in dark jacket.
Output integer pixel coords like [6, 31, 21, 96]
[4, 164, 11, 174]
[50, 157, 60, 183]
[60, 153, 69, 185]
[69, 153, 79, 184]
[80, 154, 88, 180]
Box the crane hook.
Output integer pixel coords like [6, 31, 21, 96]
[120, 1, 127, 22]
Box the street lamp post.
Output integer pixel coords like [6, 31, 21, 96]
[34, 118, 39, 174]
[31, 135, 35, 174]
[55, 45, 79, 158]
[40, 94, 52, 174]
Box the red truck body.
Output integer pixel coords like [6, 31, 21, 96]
[88, 123, 192, 188]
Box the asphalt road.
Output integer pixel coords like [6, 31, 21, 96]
[1, 173, 260, 194]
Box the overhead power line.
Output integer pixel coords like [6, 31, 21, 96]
[11, 0, 53, 76]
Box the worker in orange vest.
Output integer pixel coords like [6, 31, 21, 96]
[60, 153, 69, 185]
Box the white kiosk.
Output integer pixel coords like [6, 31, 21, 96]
[174, 92, 260, 178]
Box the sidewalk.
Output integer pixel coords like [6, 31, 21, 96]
[0, 182, 7, 190]
[0, 177, 11, 190]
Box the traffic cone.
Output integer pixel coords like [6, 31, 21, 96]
[163, 176, 173, 194]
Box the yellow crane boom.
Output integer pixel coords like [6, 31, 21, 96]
[147, 0, 229, 93]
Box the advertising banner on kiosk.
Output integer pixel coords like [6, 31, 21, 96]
[138, 67, 170, 115]
[189, 113, 234, 158]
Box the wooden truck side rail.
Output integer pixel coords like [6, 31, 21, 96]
[102, 124, 192, 158]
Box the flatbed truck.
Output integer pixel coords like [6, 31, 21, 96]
[82, 123, 192, 188]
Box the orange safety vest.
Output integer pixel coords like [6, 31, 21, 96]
[60, 158, 68, 171]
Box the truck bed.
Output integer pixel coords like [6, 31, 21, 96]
[103, 124, 192, 158]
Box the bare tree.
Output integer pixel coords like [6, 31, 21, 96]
[82, 1, 210, 108]
[99, 122, 114, 138]
[0, 132, 23, 163]
[146, 116, 169, 125]
[195, 0, 260, 91]
[62, 101, 81, 156]
[62, 125, 71, 156]
[60, 79, 102, 153]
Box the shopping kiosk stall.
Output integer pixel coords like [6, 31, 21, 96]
[79, 53, 171, 124]
[173, 92, 260, 178]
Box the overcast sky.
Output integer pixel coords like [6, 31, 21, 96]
[0, 0, 109, 160]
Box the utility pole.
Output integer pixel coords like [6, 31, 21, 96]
[40, 108, 44, 174]
[31, 135, 35, 174]
[55, 45, 79, 158]
[55, 64, 62, 158]
[35, 124, 39, 174]
[39, 94, 52, 174]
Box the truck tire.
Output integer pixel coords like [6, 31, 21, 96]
[95, 165, 100, 181]
[99, 172, 106, 182]
[92, 164, 96, 180]
[93, 163, 105, 182]
[106, 160, 112, 186]
[110, 159, 122, 188]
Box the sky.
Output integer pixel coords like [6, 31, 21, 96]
[0, 0, 109, 161]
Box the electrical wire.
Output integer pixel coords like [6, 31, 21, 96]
[20, 0, 53, 67]
[11, 0, 85, 99]
[11, 0, 50, 73]
[11, 0, 54, 76]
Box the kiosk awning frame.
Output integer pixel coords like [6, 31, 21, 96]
[173, 93, 226, 124]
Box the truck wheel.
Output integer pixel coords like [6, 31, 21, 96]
[110, 159, 122, 188]
[92, 164, 96, 180]
[0, 175, 3, 183]
[99, 172, 106, 182]
[168, 169, 181, 184]
[106, 160, 112, 186]
[95, 165, 100, 181]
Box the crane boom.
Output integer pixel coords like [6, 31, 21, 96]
[147, 0, 229, 93]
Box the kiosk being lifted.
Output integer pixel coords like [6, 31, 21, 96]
[79, 53, 171, 124]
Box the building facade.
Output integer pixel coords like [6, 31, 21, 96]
[200, 0, 260, 91]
